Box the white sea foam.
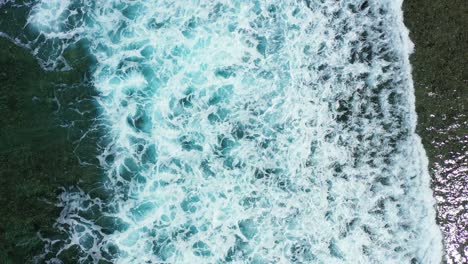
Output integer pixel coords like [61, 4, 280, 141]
[24, 0, 443, 263]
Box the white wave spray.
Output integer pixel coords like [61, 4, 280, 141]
[22, 0, 443, 263]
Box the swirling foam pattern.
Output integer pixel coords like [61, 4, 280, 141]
[26, 0, 443, 263]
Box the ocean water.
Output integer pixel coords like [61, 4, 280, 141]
[2, 0, 443, 263]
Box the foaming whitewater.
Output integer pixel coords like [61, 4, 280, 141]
[19, 0, 444, 263]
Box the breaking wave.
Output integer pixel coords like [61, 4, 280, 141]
[4, 0, 444, 263]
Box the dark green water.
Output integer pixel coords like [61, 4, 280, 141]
[0, 19, 103, 263]
[404, 0, 468, 262]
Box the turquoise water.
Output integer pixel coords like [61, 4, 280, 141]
[3, 0, 443, 263]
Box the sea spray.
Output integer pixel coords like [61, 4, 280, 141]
[3, 0, 444, 263]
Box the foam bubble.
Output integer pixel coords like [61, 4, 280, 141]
[22, 0, 443, 263]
